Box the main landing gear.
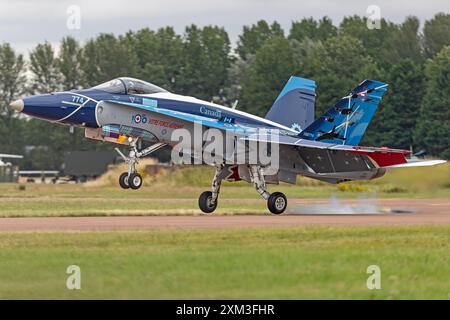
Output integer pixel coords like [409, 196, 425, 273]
[198, 165, 288, 215]
[115, 138, 166, 190]
[198, 165, 223, 213]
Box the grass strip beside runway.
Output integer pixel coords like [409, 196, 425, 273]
[0, 225, 448, 299]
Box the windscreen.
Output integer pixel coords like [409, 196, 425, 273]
[120, 77, 168, 94]
[93, 79, 126, 94]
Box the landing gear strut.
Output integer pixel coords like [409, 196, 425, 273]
[248, 165, 287, 214]
[198, 165, 288, 215]
[115, 139, 166, 190]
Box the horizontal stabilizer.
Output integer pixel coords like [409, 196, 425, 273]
[384, 159, 447, 168]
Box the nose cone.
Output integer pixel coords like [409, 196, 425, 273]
[9, 99, 24, 112]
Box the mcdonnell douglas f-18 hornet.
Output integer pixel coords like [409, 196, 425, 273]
[10, 76, 445, 214]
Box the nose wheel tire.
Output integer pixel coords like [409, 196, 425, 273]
[267, 192, 287, 214]
[119, 172, 130, 189]
[129, 173, 143, 190]
[198, 191, 218, 213]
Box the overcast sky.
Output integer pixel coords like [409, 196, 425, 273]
[1, 0, 449, 55]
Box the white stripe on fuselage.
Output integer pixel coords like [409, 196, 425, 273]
[139, 92, 298, 133]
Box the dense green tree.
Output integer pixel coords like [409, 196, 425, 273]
[27, 42, 79, 168]
[81, 33, 139, 86]
[339, 16, 425, 67]
[222, 55, 254, 107]
[289, 17, 337, 42]
[178, 25, 231, 100]
[236, 20, 284, 60]
[290, 37, 323, 75]
[0, 43, 26, 119]
[0, 43, 27, 155]
[423, 13, 450, 57]
[307, 35, 379, 115]
[58, 37, 85, 90]
[339, 15, 399, 67]
[363, 59, 424, 148]
[380, 16, 423, 65]
[0, 117, 26, 156]
[125, 27, 183, 91]
[29, 42, 61, 93]
[240, 36, 295, 116]
[149, 27, 184, 91]
[414, 46, 450, 158]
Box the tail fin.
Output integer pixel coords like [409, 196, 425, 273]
[265, 76, 316, 132]
[299, 80, 388, 145]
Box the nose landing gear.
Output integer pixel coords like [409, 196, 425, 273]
[119, 171, 143, 189]
[128, 172, 143, 189]
[119, 172, 130, 189]
[115, 139, 166, 190]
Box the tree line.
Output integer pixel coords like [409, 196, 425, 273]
[1, 14, 449, 170]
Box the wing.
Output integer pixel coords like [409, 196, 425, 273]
[242, 132, 413, 168]
[384, 159, 447, 168]
[243, 132, 446, 169]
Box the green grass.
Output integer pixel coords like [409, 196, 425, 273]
[151, 162, 450, 196]
[0, 226, 449, 299]
[0, 163, 448, 217]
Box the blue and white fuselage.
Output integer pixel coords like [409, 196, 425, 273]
[16, 77, 297, 137]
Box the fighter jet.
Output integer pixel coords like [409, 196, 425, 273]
[10, 76, 446, 214]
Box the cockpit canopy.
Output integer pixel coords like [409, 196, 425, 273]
[93, 77, 168, 95]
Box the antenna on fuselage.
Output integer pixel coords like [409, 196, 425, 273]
[232, 100, 239, 109]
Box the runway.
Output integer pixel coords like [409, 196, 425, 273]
[0, 199, 448, 232]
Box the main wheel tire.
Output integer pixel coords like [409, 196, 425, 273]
[267, 192, 287, 214]
[129, 173, 143, 190]
[198, 191, 217, 213]
[119, 172, 130, 189]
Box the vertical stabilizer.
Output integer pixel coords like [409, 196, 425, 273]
[299, 80, 388, 145]
[265, 76, 316, 133]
